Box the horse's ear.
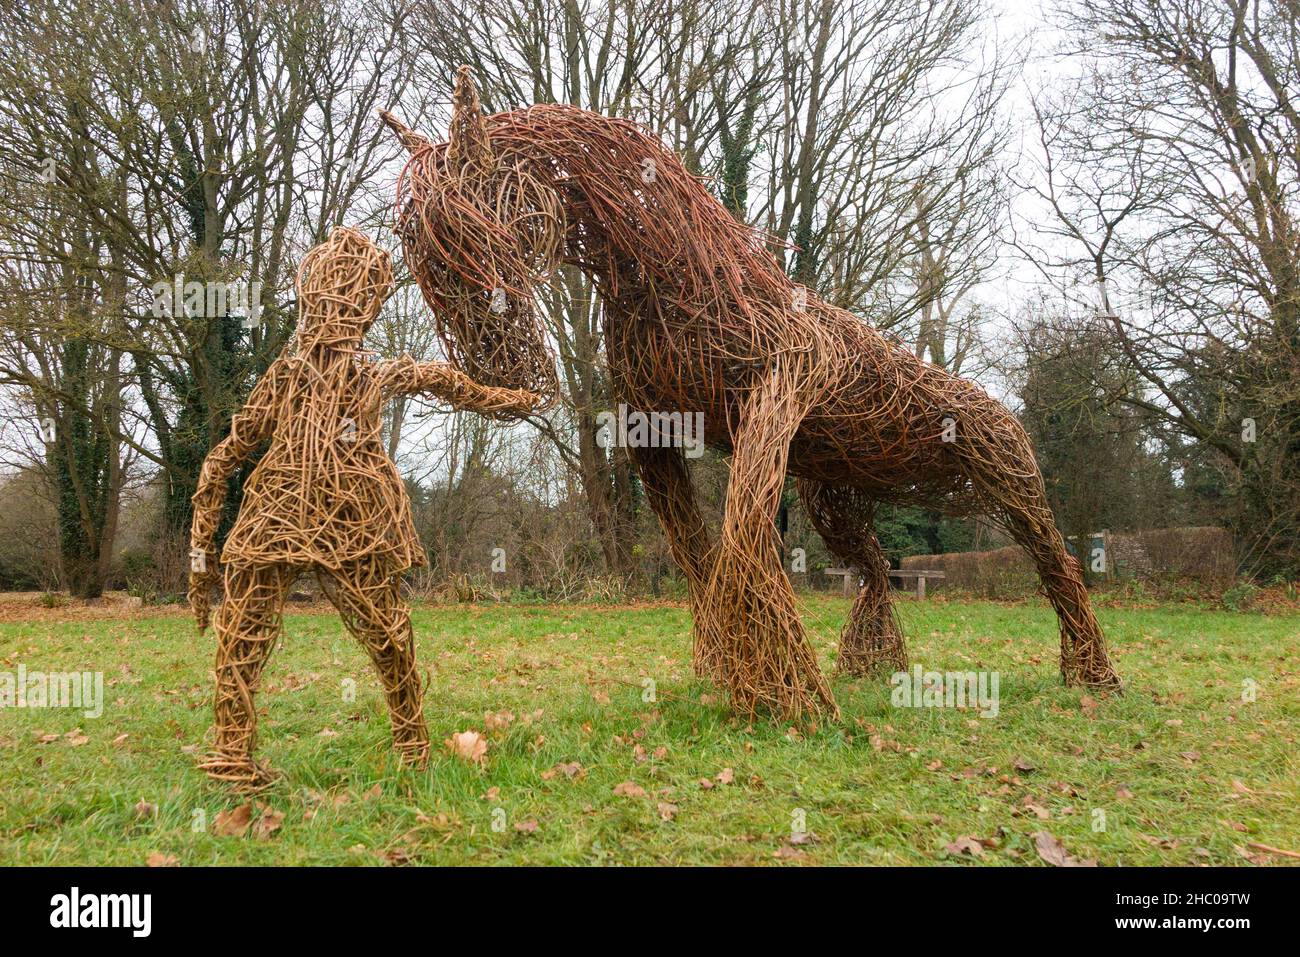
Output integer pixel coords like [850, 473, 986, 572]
[378, 109, 430, 155]
[447, 66, 495, 169]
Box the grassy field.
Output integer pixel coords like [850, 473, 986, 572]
[0, 592, 1297, 866]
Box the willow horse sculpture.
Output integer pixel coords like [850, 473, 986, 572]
[188, 226, 537, 790]
[381, 69, 1121, 721]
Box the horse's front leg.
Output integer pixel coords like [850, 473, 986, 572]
[626, 443, 721, 679]
[698, 370, 839, 721]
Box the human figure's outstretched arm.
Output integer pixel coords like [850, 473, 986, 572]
[188, 363, 282, 630]
[376, 356, 540, 418]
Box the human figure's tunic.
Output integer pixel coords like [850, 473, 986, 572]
[198, 354, 524, 573]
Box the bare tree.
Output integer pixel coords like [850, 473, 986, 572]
[0, 0, 427, 587]
[1019, 0, 1300, 576]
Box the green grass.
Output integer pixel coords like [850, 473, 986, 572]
[1, 594, 1297, 865]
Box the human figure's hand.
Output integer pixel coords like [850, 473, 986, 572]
[188, 546, 218, 632]
[379, 358, 541, 417]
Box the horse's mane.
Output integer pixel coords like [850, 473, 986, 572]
[387, 72, 874, 394]
[487, 104, 800, 326]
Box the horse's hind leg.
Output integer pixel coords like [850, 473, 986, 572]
[958, 409, 1121, 688]
[626, 444, 721, 679]
[1003, 500, 1120, 688]
[797, 479, 907, 676]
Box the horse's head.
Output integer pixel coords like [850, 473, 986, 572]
[382, 68, 561, 402]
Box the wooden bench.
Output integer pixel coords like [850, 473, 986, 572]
[824, 567, 946, 599]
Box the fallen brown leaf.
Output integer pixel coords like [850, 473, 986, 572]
[1234, 844, 1267, 864]
[253, 806, 284, 840]
[1032, 830, 1096, 867]
[445, 730, 488, 765]
[945, 836, 985, 858]
[414, 811, 455, 831]
[213, 804, 253, 837]
[1022, 800, 1051, 820]
[1138, 833, 1179, 849]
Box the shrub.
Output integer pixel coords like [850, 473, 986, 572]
[112, 547, 156, 590]
[1221, 581, 1259, 612]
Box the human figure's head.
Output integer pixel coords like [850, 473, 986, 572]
[294, 226, 394, 355]
[382, 68, 560, 400]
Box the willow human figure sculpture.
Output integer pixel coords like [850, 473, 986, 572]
[188, 226, 537, 791]
[381, 70, 1121, 722]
